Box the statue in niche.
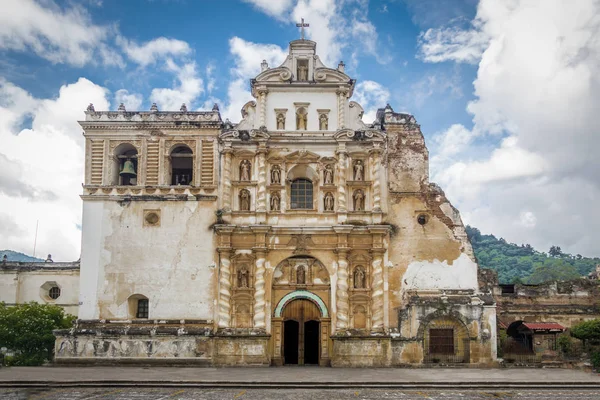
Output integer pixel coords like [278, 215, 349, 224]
[353, 189, 365, 211]
[238, 265, 249, 288]
[319, 113, 328, 130]
[270, 191, 280, 211]
[296, 108, 307, 130]
[324, 192, 335, 211]
[353, 160, 364, 181]
[276, 113, 285, 130]
[240, 160, 251, 181]
[297, 265, 306, 284]
[354, 267, 365, 289]
[240, 189, 251, 211]
[323, 164, 334, 185]
[271, 165, 281, 184]
[298, 63, 308, 81]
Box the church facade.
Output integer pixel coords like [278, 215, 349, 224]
[54, 39, 497, 366]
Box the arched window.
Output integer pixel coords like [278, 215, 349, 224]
[113, 143, 138, 186]
[136, 298, 149, 319]
[290, 178, 313, 209]
[170, 145, 193, 185]
[128, 294, 149, 319]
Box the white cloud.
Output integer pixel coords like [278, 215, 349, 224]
[114, 89, 143, 111]
[0, 0, 123, 67]
[427, 0, 600, 256]
[118, 36, 191, 66]
[0, 78, 110, 261]
[418, 24, 488, 64]
[222, 37, 287, 121]
[242, 0, 294, 20]
[352, 80, 390, 123]
[150, 59, 204, 111]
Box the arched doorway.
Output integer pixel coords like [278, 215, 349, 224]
[282, 299, 321, 365]
[271, 255, 331, 366]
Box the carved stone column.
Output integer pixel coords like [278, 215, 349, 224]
[370, 249, 384, 331]
[253, 248, 266, 329]
[333, 225, 353, 332]
[336, 148, 348, 213]
[337, 89, 348, 128]
[370, 147, 382, 212]
[217, 248, 232, 328]
[222, 148, 233, 211]
[256, 146, 267, 213]
[258, 89, 268, 128]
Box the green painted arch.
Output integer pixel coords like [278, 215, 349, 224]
[273, 290, 329, 318]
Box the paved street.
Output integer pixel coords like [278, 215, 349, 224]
[2, 388, 600, 400]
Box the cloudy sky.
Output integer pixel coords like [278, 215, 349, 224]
[0, 0, 598, 261]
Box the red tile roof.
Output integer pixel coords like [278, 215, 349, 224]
[523, 322, 565, 331]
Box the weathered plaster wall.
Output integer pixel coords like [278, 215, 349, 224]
[0, 263, 80, 315]
[79, 199, 218, 320]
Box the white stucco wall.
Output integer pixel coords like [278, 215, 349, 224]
[401, 253, 479, 291]
[79, 199, 217, 320]
[266, 91, 339, 131]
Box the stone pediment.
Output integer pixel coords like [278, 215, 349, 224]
[220, 129, 270, 142]
[314, 67, 352, 84]
[284, 150, 321, 163]
[254, 66, 293, 83]
[334, 128, 386, 142]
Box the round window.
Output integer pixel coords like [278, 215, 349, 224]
[145, 212, 159, 225]
[417, 214, 428, 225]
[49, 286, 61, 300]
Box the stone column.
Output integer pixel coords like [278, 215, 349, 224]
[256, 147, 267, 213]
[336, 148, 348, 213]
[253, 248, 266, 329]
[370, 147, 382, 212]
[337, 89, 348, 128]
[333, 225, 353, 332]
[258, 89, 268, 128]
[336, 248, 349, 331]
[370, 249, 384, 331]
[217, 248, 232, 328]
[222, 148, 233, 211]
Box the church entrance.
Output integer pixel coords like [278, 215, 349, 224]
[281, 299, 321, 365]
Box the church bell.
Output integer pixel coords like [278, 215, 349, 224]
[120, 159, 137, 178]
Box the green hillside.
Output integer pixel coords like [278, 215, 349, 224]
[466, 226, 600, 284]
[0, 250, 44, 263]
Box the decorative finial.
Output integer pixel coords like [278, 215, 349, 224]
[118, 103, 126, 112]
[212, 103, 220, 112]
[384, 103, 393, 112]
[86, 103, 95, 112]
[150, 103, 159, 112]
[337, 61, 345, 72]
[296, 18, 310, 40]
[261, 59, 269, 72]
[180, 103, 188, 112]
[45, 254, 53, 263]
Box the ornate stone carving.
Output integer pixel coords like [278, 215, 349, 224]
[237, 265, 249, 288]
[270, 191, 280, 211]
[337, 152, 347, 212]
[296, 265, 306, 284]
[277, 113, 285, 129]
[324, 192, 335, 211]
[218, 250, 232, 328]
[353, 189, 365, 211]
[323, 164, 334, 185]
[336, 250, 349, 330]
[240, 160, 251, 181]
[319, 113, 328, 130]
[253, 250, 266, 329]
[296, 107, 307, 130]
[271, 165, 281, 184]
[354, 266, 365, 289]
[239, 189, 251, 211]
[371, 251, 384, 331]
[353, 160, 364, 181]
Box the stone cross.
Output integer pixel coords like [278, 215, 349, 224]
[296, 18, 309, 40]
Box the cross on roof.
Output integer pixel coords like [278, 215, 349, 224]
[296, 18, 309, 40]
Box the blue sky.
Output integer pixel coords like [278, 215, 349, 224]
[1, 0, 599, 260]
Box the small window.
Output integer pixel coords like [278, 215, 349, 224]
[136, 299, 149, 319]
[290, 178, 313, 209]
[49, 286, 61, 300]
[429, 328, 454, 355]
[170, 146, 193, 185]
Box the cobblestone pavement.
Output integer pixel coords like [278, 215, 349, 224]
[1, 388, 600, 400]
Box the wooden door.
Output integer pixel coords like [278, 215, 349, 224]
[282, 299, 321, 365]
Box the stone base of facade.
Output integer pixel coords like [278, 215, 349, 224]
[53, 320, 271, 367]
[331, 336, 392, 367]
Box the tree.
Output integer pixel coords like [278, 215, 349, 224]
[525, 259, 580, 284]
[0, 302, 75, 365]
[570, 319, 600, 343]
[549, 245, 563, 257]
